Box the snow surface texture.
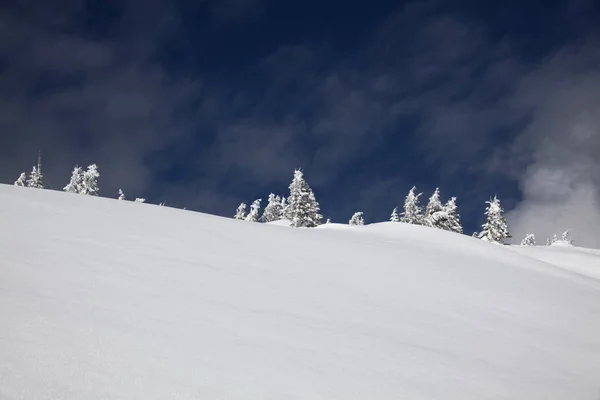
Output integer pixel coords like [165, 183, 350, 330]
[1, 184, 600, 400]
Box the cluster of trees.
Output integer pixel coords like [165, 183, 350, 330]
[232, 169, 517, 246]
[13, 155, 145, 203]
[520, 230, 574, 246]
[235, 169, 322, 228]
[390, 187, 463, 234]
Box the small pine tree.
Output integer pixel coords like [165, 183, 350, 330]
[478, 196, 510, 244]
[401, 186, 424, 225]
[246, 199, 261, 222]
[326, 218, 331, 224]
[287, 169, 322, 228]
[14, 172, 26, 186]
[261, 193, 284, 222]
[425, 188, 443, 227]
[520, 234, 536, 246]
[63, 166, 84, 194]
[80, 164, 99, 195]
[546, 237, 552, 246]
[234, 203, 247, 220]
[390, 207, 400, 222]
[561, 229, 573, 245]
[27, 166, 44, 188]
[118, 189, 126, 200]
[349, 212, 364, 226]
[552, 234, 558, 244]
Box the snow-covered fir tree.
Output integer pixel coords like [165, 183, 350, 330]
[478, 196, 510, 244]
[234, 203, 247, 220]
[424, 188, 443, 227]
[349, 212, 364, 226]
[80, 164, 99, 196]
[286, 169, 322, 228]
[118, 189, 126, 200]
[552, 234, 558, 244]
[401, 186, 424, 225]
[245, 199, 261, 222]
[326, 218, 331, 224]
[546, 237, 552, 246]
[520, 234, 536, 246]
[561, 229, 573, 245]
[63, 166, 84, 194]
[27, 166, 43, 189]
[390, 207, 400, 222]
[260, 193, 283, 222]
[433, 197, 463, 233]
[14, 172, 26, 186]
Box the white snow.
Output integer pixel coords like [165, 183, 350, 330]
[1, 184, 600, 399]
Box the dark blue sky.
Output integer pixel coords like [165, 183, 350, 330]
[1, 0, 599, 238]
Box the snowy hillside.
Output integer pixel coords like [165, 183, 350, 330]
[1, 184, 600, 400]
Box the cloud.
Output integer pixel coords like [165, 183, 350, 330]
[505, 39, 600, 248]
[0, 0, 199, 198]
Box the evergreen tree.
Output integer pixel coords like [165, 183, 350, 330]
[326, 218, 331, 224]
[118, 189, 126, 200]
[349, 212, 364, 226]
[390, 207, 400, 222]
[63, 166, 84, 194]
[234, 203, 247, 220]
[425, 188, 443, 227]
[27, 166, 43, 188]
[261, 193, 283, 222]
[546, 237, 552, 246]
[561, 229, 574, 245]
[14, 172, 26, 186]
[478, 196, 510, 244]
[286, 169, 322, 227]
[245, 199, 261, 222]
[401, 186, 424, 225]
[552, 234, 558, 244]
[80, 164, 99, 195]
[521, 234, 536, 246]
[443, 197, 462, 233]
[430, 197, 463, 233]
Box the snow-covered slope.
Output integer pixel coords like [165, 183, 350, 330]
[1, 184, 600, 400]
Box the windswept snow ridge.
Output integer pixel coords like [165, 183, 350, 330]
[1, 184, 599, 399]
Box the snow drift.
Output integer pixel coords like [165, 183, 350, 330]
[1, 184, 599, 399]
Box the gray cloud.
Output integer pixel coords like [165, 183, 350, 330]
[505, 40, 600, 248]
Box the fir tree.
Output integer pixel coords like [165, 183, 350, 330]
[80, 164, 99, 196]
[118, 189, 126, 200]
[478, 196, 510, 244]
[425, 188, 443, 227]
[546, 237, 552, 246]
[63, 166, 84, 194]
[561, 229, 574, 245]
[390, 207, 400, 222]
[27, 166, 43, 188]
[245, 199, 261, 222]
[261, 193, 283, 222]
[521, 234, 536, 246]
[443, 197, 462, 233]
[552, 234, 558, 244]
[14, 172, 26, 186]
[234, 203, 247, 220]
[287, 169, 322, 227]
[349, 212, 365, 226]
[326, 218, 331, 224]
[401, 186, 424, 225]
